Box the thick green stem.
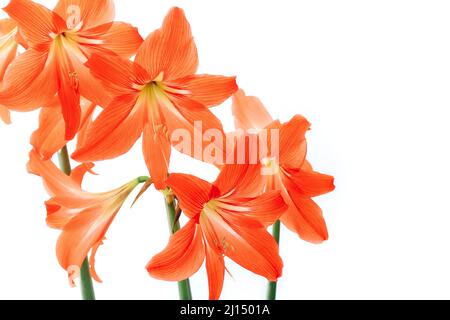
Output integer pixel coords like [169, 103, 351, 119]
[267, 220, 281, 300]
[164, 193, 192, 300]
[58, 146, 96, 301]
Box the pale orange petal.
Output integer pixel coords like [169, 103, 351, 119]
[0, 105, 11, 124]
[147, 219, 205, 281]
[232, 89, 273, 131]
[0, 19, 19, 80]
[135, 7, 198, 80]
[45, 199, 80, 229]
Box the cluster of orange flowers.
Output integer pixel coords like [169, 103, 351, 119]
[0, 0, 334, 300]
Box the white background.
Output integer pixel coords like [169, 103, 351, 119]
[0, 0, 449, 300]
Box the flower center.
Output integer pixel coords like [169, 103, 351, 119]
[261, 157, 280, 176]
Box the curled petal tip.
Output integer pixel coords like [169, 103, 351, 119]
[67, 265, 80, 288]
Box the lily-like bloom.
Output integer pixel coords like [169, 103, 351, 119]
[147, 164, 287, 300]
[27, 150, 145, 285]
[1, 0, 143, 139]
[232, 90, 335, 243]
[31, 97, 97, 160]
[73, 7, 238, 189]
[0, 18, 24, 124]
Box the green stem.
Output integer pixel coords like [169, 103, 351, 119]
[267, 220, 281, 300]
[164, 193, 192, 300]
[58, 146, 96, 301]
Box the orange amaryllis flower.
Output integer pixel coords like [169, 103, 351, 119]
[232, 90, 335, 243]
[1, 0, 143, 139]
[147, 164, 287, 300]
[31, 97, 97, 160]
[72, 7, 238, 189]
[0, 18, 25, 124]
[27, 150, 146, 285]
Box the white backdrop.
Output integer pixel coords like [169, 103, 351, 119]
[1, 0, 450, 300]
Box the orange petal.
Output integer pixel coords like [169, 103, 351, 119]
[232, 89, 273, 131]
[63, 50, 112, 108]
[0, 105, 11, 124]
[279, 115, 311, 168]
[203, 237, 225, 300]
[280, 187, 329, 243]
[213, 164, 249, 196]
[54, 39, 81, 140]
[218, 191, 288, 228]
[135, 7, 198, 80]
[70, 163, 95, 187]
[166, 173, 213, 219]
[85, 53, 148, 97]
[54, 0, 115, 30]
[174, 74, 238, 108]
[0, 49, 57, 111]
[27, 150, 91, 205]
[72, 94, 144, 162]
[30, 102, 65, 160]
[56, 205, 116, 278]
[147, 219, 205, 281]
[89, 238, 105, 283]
[88, 22, 143, 59]
[164, 95, 225, 163]
[284, 168, 335, 198]
[142, 123, 171, 190]
[0, 19, 19, 80]
[46, 200, 81, 230]
[4, 0, 64, 47]
[201, 209, 283, 282]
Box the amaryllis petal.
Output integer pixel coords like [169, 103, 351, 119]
[166, 174, 213, 219]
[175, 74, 238, 108]
[45, 199, 79, 229]
[284, 168, 335, 198]
[279, 115, 310, 168]
[201, 209, 282, 282]
[85, 53, 148, 96]
[135, 7, 198, 80]
[4, 0, 64, 47]
[73, 94, 144, 161]
[203, 235, 225, 300]
[147, 219, 205, 281]
[232, 90, 274, 131]
[0, 106, 10, 124]
[281, 189, 329, 243]
[0, 19, 19, 80]
[142, 124, 171, 190]
[0, 49, 57, 111]
[219, 191, 287, 228]
[213, 164, 249, 196]
[31, 100, 97, 160]
[54, 0, 115, 30]
[91, 22, 143, 59]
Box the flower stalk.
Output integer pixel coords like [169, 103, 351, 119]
[267, 220, 281, 300]
[58, 146, 96, 301]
